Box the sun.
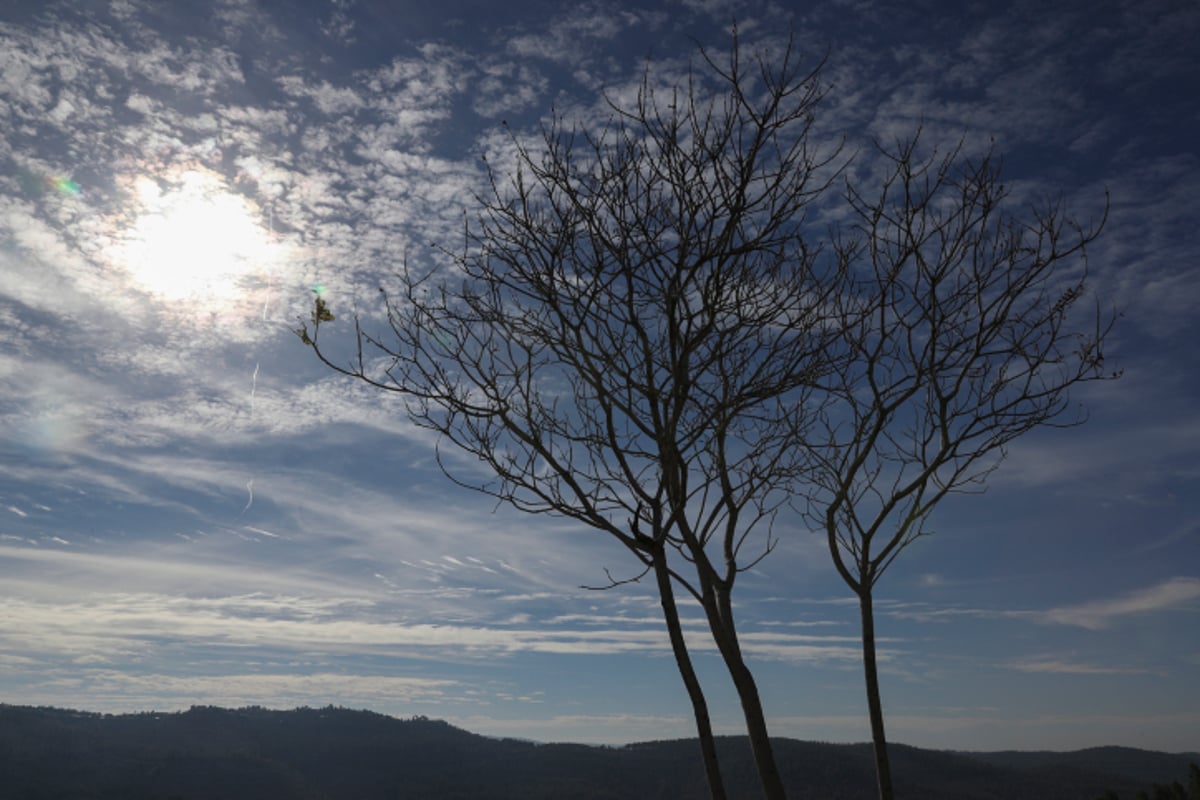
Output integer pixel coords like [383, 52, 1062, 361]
[117, 169, 279, 310]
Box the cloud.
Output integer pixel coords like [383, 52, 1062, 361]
[981, 408, 1200, 495]
[880, 577, 1200, 632]
[0, 583, 867, 666]
[472, 61, 548, 118]
[771, 709, 1200, 753]
[320, 0, 357, 45]
[672, 0, 745, 18]
[1038, 577, 1200, 631]
[449, 712, 692, 744]
[277, 76, 365, 115]
[505, 5, 635, 63]
[20, 670, 458, 714]
[1008, 656, 1151, 675]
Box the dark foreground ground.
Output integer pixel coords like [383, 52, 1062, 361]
[0, 704, 1195, 799]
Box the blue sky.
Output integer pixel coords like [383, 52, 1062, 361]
[1, 0, 1197, 753]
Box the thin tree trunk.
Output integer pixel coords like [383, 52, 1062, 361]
[706, 590, 788, 800]
[726, 651, 788, 800]
[859, 589, 894, 800]
[653, 551, 728, 800]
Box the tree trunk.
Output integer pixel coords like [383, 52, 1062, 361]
[653, 551, 728, 800]
[859, 589, 894, 800]
[706, 589, 788, 800]
[726, 650, 788, 800]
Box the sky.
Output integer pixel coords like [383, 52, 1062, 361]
[0, 0, 1197, 754]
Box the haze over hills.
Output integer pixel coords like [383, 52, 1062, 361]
[1, 704, 1195, 799]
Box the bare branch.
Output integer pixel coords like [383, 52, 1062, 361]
[300, 35, 842, 800]
[581, 563, 654, 592]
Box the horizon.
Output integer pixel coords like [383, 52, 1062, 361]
[1, 0, 1198, 755]
[8, 701, 1200, 757]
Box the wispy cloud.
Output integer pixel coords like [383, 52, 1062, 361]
[0, 585, 866, 667]
[1008, 656, 1152, 676]
[1038, 577, 1200, 631]
[22, 670, 459, 713]
[504, 3, 661, 65]
[882, 577, 1200, 631]
[450, 711, 693, 744]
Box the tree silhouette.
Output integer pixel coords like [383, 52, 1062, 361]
[802, 136, 1117, 799]
[299, 31, 843, 800]
[299, 31, 1117, 800]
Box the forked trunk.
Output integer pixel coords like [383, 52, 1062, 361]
[859, 589, 894, 800]
[653, 551, 728, 800]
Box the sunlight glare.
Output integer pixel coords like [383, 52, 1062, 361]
[118, 169, 278, 309]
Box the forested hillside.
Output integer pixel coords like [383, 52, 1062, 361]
[0, 704, 1194, 799]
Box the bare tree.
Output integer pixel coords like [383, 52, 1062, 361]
[298, 35, 844, 800]
[802, 137, 1118, 800]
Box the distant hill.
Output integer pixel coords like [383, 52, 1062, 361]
[0, 704, 1194, 799]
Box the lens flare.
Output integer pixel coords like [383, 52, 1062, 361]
[50, 176, 81, 195]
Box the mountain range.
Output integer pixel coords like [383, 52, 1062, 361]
[0, 704, 1195, 799]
